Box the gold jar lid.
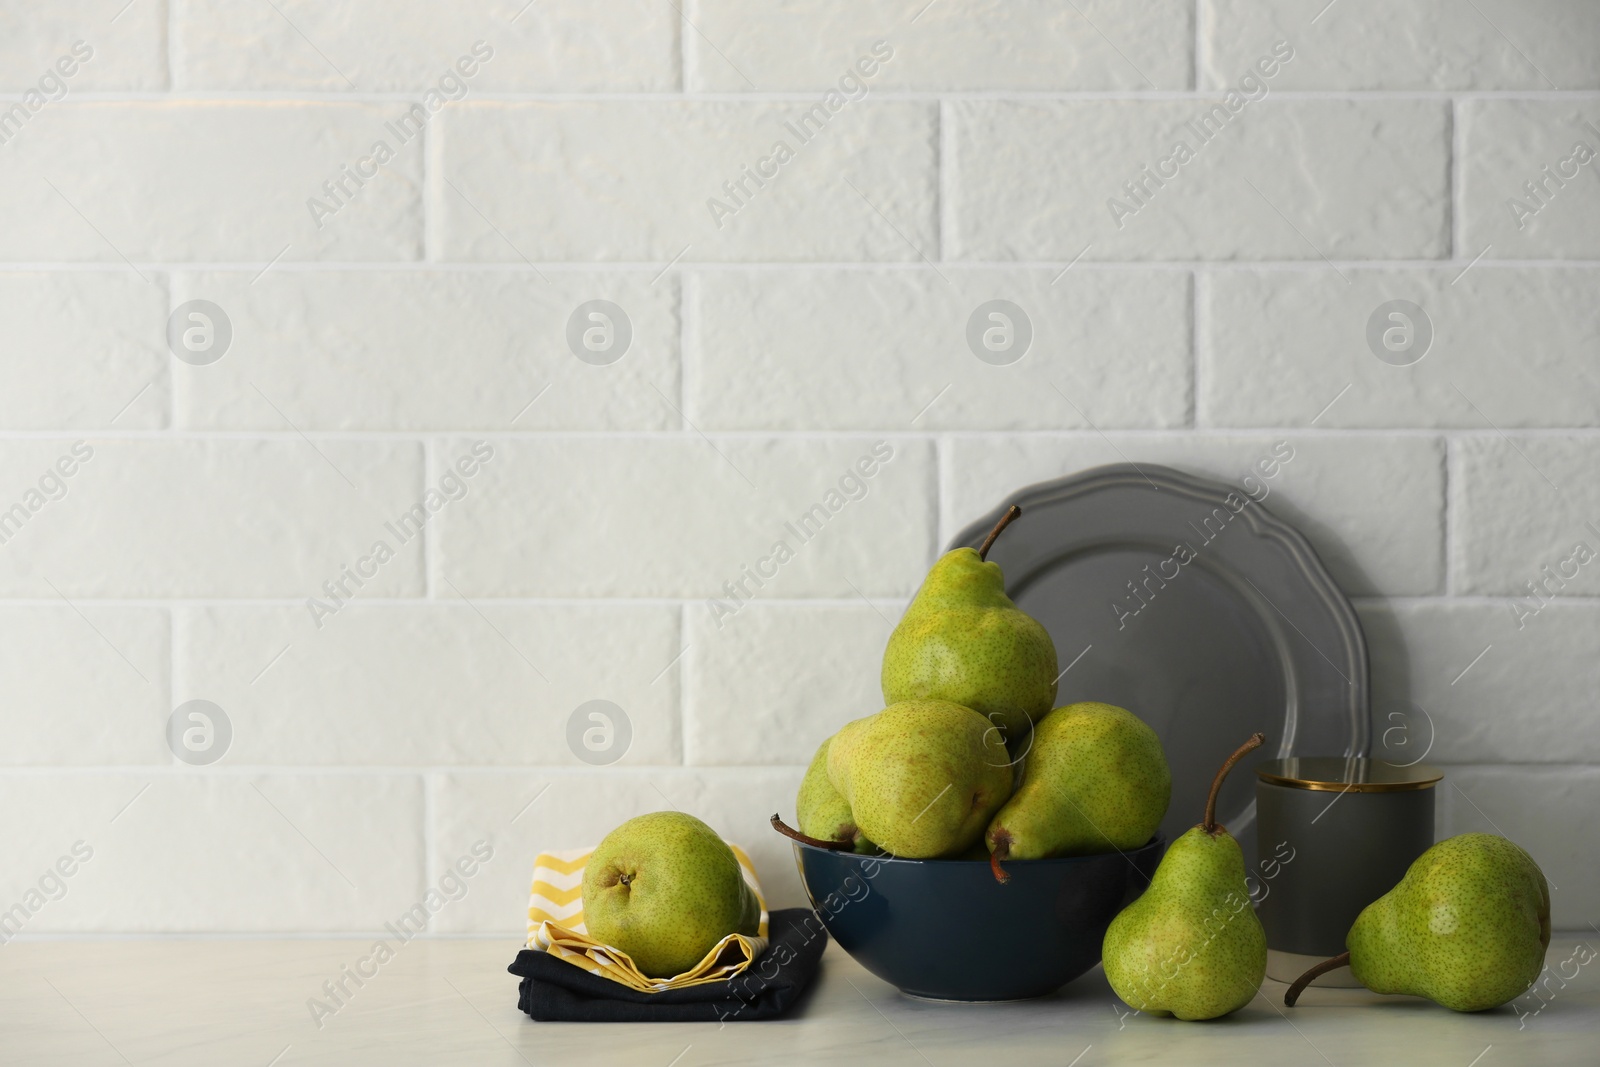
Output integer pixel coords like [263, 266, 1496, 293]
[1256, 757, 1442, 793]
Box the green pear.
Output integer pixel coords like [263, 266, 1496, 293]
[881, 506, 1058, 748]
[582, 811, 759, 978]
[1286, 833, 1550, 1012]
[794, 736, 876, 853]
[1102, 733, 1268, 1021]
[987, 702, 1170, 881]
[828, 700, 1012, 859]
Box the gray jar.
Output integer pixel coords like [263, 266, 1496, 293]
[1255, 758, 1441, 986]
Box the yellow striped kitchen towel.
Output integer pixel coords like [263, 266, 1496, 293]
[525, 844, 769, 993]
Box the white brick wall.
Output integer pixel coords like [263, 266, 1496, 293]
[0, 2, 1596, 933]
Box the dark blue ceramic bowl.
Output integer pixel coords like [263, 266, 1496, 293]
[792, 836, 1164, 1001]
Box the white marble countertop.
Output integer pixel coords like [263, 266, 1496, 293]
[2, 936, 1594, 1065]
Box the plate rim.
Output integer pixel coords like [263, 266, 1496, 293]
[947, 462, 1372, 761]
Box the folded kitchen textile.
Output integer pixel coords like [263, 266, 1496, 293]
[510, 843, 825, 1020]
[508, 907, 828, 1022]
[522, 844, 770, 992]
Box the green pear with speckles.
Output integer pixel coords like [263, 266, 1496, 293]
[828, 700, 1012, 859]
[582, 812, 759, 978]
[986, 702, 1170, 880]
[795, 736, 876, 853]
[1102, 734, 1268, 1021]
[881, 507, 1057, 749]
[1314, 833, 1550, 1012]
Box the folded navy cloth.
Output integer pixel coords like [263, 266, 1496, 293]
[508, 908, 827, 1022]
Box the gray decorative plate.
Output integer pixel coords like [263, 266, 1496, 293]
[950, 463, 1370, 873]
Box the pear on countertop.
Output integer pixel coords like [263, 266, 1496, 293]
[1102, 733, 1268, 1021]
[1286, 832, 1551, 1012]
[582, 811, 759, 979]
[881, 505, 1058, 750]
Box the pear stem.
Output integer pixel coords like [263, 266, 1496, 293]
[769, 814, 853, 852]
[989, 833, 1012, 884]
[1284, 951, 1351, 1007]
[977, 505, 1022, 562]
[1203, 732, 1266, 835]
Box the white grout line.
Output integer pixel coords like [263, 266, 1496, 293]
[163, 0, 176, 88]
[1442, 437, 1455, 596]
[420, 114, 437, 263]
[677, 0, 693, 92]
[5, 931, 525, 941]
[0, 593, 1588, 608]
[936, 99, 952, 260]
[160, 274, 178, 431]
[674, 602, 691, 766]
[677, 270, 695, 427]
[0, 765, 816, 777]
[0, 596, 910, 606]
[165, 605, 178, 730]
[0, 761, 1587, 778]
[1190, 269, 1205, 428]
[16, 927, 1600, 941]
[421, 436, 436, 600]
[1349, 594, 1600, 606]
[0, 259, 1595, 272]
[6, 427, 1600, 442]
[421, 772, 436, 932]
[44, 89, 1600, 102]
[1449, 98, 1464, 259]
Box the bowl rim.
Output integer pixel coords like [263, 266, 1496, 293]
[789, 832, 1166, 868]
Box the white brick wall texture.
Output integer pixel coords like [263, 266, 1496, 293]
[0, 1, 1595, 933]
